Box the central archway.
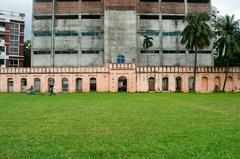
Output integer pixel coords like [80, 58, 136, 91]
[118, 76, 127, 92]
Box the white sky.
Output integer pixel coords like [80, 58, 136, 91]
[0, 0, 239, 40]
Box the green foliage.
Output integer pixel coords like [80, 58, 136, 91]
[181, 13, 213, 92]
[24, 40, 31, 67]
[0, 93, 239, 159]
[181, 13, 213, 51]
[214, 15, 240, 66]
[143, 36, 153, 50]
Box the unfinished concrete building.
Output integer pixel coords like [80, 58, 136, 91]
[32, 0, 213, 67]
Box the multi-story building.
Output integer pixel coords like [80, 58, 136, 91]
[0, 10, 25, 68]
[32, 0, 213, 67]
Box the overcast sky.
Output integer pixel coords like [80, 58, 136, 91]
[0, 0, 239, 40]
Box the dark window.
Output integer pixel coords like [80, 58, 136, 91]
[141, 50, 159, 54]
[117, 55, 125, 64]
[62, 78, 69, 92]
[162, 77, 169, 91]
[90, 78, 97, 92]
[82, 15, 101, 19]
[82, 50, 100, 54]
[140, 15, 159, 20]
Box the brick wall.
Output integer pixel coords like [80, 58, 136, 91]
[0, 64, 239, 93]
[82, 1, 104, 13]
[34, 2, 52, 15]
[137, 2, 159, 13]
[55, 2, 79, 14]
[188, 3, 211, 14]
[160, 2, 185, 14]
[104, 0, 136, 10]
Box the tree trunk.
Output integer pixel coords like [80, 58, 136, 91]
[222, 63, 229, 92]
[193, 49, 198, 92]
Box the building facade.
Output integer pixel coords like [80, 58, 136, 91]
[0, 63, 239, 93]
[0, 10, 25, 68]
[32, 0, 213, 67]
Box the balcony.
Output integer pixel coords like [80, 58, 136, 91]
[0, 52, 9, 60]
[0, 26, 5, 32]
[0, 39, 4, 46]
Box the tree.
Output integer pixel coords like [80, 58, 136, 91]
[24, 40, 31, 67]
[214, 15, 240, 91]
[143, 35, 153, 66]
[181, 13, 213, 92]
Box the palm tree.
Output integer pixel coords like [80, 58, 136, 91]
[214, 15, 240, 91]
[143, 35, 153, 66]
[181, 13, 213, 92]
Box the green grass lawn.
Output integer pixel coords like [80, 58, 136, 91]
[0, 93, 239, 159]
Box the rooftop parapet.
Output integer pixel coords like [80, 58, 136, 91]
[0, 10, 25, 22]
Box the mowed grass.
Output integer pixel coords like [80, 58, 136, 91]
[0, 93, 239, 159]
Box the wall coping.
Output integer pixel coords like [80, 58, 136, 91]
[0, 64, 239, 74]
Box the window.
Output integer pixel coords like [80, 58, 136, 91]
[118, 76, 127, 92]
[0, 46, 4, 52]
[149, 77, 156, 91]
[55, 31, 78, 36]
[140, 32, 159, 36]
[82, 15, 101, 19]
[162, 32, 182, 36]
[33, 51, 51, 55]
[21, 78, 27, 93]
[34, 78, 41, 92]
[141, 50, 159, 54]
[117, 55, 125, 64]
[62, 78, 69, 92]
[9, 47, 19, 54]
[7, 78, 14, 93]
[189, 77, 194, 91]
[163, 50, 186, 54]
[82, 50, 100, 54]
[76, 78, 82, 92]
[55, 15, 78, 19]
[162, 77, 169, 91]
[10, 23, 19, 55]
[34, 32, 51, 36]
[176, 77, 182, 92]
[140, 15, 159, 20]
[55, 51, 78, 54]
[48, 78, 55, 92]
[82, 32, 101, 36]
[9, 60, 18, 67]
[0, 59, 4, 65]
[189, 51, 212, 54]
[90, 78, 97, 92]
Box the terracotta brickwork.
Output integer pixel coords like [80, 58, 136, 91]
[188, 3, 211, 14]
[55, 2, 79, 14]
[34, 2, 52, 15]
[137, 2, 159, 13]
[82, 1, 104, 13]
[33, 1, 210, 14]
[160, 2, 185, 14]
[104, 0, 137, 10]
[0, 64, 239, 93]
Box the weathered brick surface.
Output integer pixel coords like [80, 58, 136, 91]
[55, 2, 79, 14]
[34, 2, 52, 15]
[20, 24, 24, 33]
[160, 2, 185, 14]
[19, 45, 24, 56]
[104, 0, 136, 10]
[137, 2, 159, 13]
[82, 1, 104, 13]
[188, 3, 210, 14]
